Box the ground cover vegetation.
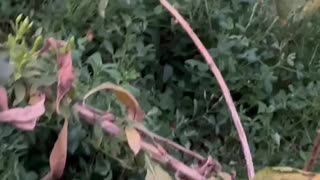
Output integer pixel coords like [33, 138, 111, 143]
[1, 0, 320, 179]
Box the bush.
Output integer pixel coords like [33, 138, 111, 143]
[1, 0, 320, 179]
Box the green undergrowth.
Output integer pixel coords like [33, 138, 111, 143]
[1, 0, 320, 179]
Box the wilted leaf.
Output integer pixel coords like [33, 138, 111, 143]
[254, 166, 320, 180]
[274, 0, 305, 23]
[145, 162, 172, 180]
[303, 0, 320, 17]
[83, 82, 144, 122]
[0, 93, 45, 130]
[48, 119, 69, 179]
[125, 126, 141, 155]
[38, 38, 75, 114]
[29, 91, 43, 105]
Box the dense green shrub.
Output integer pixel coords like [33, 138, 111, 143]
[1, 0, 320, 179]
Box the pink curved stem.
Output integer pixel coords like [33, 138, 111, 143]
[159, 0, 255, 179]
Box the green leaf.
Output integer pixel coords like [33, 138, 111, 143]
[103, 40, 114, 55]
[145, 161, 172, 180]
[121, 14, 132, 27]
[13, 81, 26, 106]
[185, 59, 208, 72]
[93, 124, 104, 148]
[162, 64, 173, 83]
[98, 0, 109, 18]
[154, 5, 163, 15]
[219, 17, 234, 30]
[94, 157, 112, 177]
[103, 68, 122, 84]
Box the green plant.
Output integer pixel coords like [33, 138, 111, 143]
[1, 0, 320, 179]
[0, 13, 231, 180]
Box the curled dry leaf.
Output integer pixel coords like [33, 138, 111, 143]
[38, 38, 75, 114]
[125, 126, 142, 155]
[0, 90, 45, 131]
[55, 51, 74, 114]
[254, 166, 320, 180]
[47, 119, 69, 179]
[83, 82, 144, 122]
[303, 0, 320, 17]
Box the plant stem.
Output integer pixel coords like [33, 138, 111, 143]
[159, 0, 255, 179]
[304, 129, 320, 171]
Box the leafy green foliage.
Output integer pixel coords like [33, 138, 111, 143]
[1, 0, 320, 179]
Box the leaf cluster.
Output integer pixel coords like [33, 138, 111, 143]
[1, 0, 320, 179]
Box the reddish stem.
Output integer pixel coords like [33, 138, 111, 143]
[304, 129, 320, 171]
[141, 141, 205, 180]
[74, 103, 222, 179]
[159, 0, 254, 179]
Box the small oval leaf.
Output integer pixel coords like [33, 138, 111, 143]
[125, 126, 141, 155]
[13, 81, 26, 106]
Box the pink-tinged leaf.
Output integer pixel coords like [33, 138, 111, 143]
[49, 119, 68, 179]
[0, 94, 45, 131]
[0, 86, 8, 110]
[125, 126, 141, 155]
[38, 38, 75, 114]
[55, 51, 74, 114]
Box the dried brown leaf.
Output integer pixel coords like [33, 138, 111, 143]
[49, 119, 69, 179]
[83, 82, 144, 122]
[38, 38, 75, 114]
[0, 93, 46, 130]
[125, 126, 141, 155]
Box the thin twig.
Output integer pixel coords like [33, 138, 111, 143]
[159, 0, 255, 179]
[141, 141, 206, 180]
[304, 129, 320, 171]
[244, 0, 260, 31]
[134, 124, 206, 162]
[308, 43, 319, 66]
